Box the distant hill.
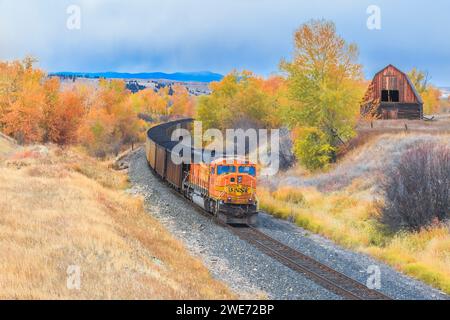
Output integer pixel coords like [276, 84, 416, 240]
[50, 71, 224, 83]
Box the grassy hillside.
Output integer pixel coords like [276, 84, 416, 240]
[0, 137, 233, 299]
[260, 133, 450, 294]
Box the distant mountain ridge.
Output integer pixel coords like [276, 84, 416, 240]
[50, 71, 224, 83]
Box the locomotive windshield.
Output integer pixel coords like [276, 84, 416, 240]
[217, 165, 236, 175]
[238, 166, 256, 177]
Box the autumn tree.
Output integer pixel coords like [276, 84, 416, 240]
[0, 58, 88, 145]
[421, 87, 442, 115]
[96, 79, 129, 113]
[280, 20, 365, 169]
[408, 68, 441, 115]
[78, 79, 144, 157]
[170, 84, 195, 117]
[0, 60, 24, 116]
[0, 58, 148, 155]
[48, 89, 85, 145]
[41, 77, 61, 142]
[0, 58, 46, 144]
[130, 87, 170, 118]
[77, 107, 116, 157]
[360, 81, 381, 121]
[197, 71, 285, 130]
[260, 75, 289, 126]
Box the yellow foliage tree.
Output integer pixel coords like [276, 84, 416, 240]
[280, 20, 365, 169]
[132, 88, 169, 116]
[421, 86, 441, 115]
[197, 71, 285, 130]
[408, 68, 441, 115]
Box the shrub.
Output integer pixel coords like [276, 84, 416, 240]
[293, 127, 335, 170]
[379, 143, 450, 232]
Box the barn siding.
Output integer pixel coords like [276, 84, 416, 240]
[362, 65, 423, 120]
[372, 65, 419, 104]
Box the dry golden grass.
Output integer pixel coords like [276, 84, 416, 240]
[365, 227, 450, 293]
[260, 137, 450, 294]
[259, 184, 384, 249]
[271, 186, 305, 205]
[0, 143, 233, 300]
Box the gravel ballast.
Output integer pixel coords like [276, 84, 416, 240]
[126, 148, 448, 300]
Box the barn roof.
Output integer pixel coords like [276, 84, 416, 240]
[374, 64, 424, 104]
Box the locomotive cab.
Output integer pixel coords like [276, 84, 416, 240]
[208, 158, 258, 225]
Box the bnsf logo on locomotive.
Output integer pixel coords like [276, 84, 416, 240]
[227, 186, 249, 194]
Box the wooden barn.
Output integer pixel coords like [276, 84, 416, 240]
[361, 65, 423, 120]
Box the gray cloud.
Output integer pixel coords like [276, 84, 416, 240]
[1, 0, 449, 85]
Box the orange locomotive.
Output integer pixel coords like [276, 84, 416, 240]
[185, 157, 258, 225]
[146, 119, 258, 225]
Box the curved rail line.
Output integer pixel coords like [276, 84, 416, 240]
[225, 224, 391, 300]
[147, 119, 392, 300]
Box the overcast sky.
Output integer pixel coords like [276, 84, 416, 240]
[1, 0, 450, 85]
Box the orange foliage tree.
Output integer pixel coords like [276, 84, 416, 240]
[48, 89, 86, 145]
[77, 79, 144, 157]
[0, 59, 88, 145]
[0, 59, 46, 144]
[170, 84, 195, 117]
[0, 59, 145, 156]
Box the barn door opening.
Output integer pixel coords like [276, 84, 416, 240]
[381, 90, 400, 102]
[390, 90, 399, 102]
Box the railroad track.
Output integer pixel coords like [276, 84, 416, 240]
[225, 224, 392, 300]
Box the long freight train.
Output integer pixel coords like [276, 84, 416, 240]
[145, 119, 258, 225]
